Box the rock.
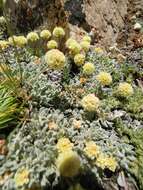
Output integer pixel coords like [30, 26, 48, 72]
[82, 0, 129, 47]
[63, 0, 129, 47]
[134, 23, 142, 31]
[4, 0, 129, 48]
[5, 0, 69, 34]
[130, 15, 137, 21]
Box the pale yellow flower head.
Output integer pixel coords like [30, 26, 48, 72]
[14, 168, 29, 187]
[82, 35, 91, 43]
[56, 138, 73, 153]
[14, 36, 27, 47]
[66, 38, 76, 47]
[105, 156, 117, 172]
[96, 72, 112, 86]
[56, 150, 81, 177]
[84, 141, 100, 158]
[45, 49, 66, 70]
[53, 27, 65, 38]
[96, 154, 117, 172]
[0, 40, 9, 50]
[117, 82, 133, 97]
[81, 94, 100, 112]
[83, 62, 95, 75]
[96, 153, 106, 169]
[27, 32, 39, 42]
[80, 41, 90, 52]
[67, 40, 81, 55]
[47, 40, 58, 49]
[40, 29, 51, 39]
[74, 54, 85, 66]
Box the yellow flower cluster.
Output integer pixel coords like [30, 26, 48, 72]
[74, 54, 85, 66]
[66, 39, 81, 55]
[47, 40, 58, 49]
[96, 154, 117, 172]
[53, 27, 65, 38]
[0, 40, 9, 50]
[117, 82, 133, 97]
[14, 168, 29, 187]
[84, 140, 117, 172]
[16, 36, 27, 47]
[81, 94, 100, 112]
[82, 35, 91, 43]
[96, 71, 112, 86]
[66, 38, 76, 47]
[80, 40, 90, 52]
[9, 36, 27, 47]
[45, 49, 66, 70]
[56, 150, 81, 177]
[27, 32, 39, 42]
[83, 62, 95, 75]
[84, 141, 100, 158]
[40, 29, 51, 39]
[56, 138, 73, 153]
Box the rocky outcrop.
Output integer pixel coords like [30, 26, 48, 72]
[84, 0, 129, 46]
[5, 0, 129, 47]
[64, 0, 129, 47]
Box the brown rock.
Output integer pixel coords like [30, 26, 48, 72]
[64, 0, 129, 47]
[5, 0, 129, 47]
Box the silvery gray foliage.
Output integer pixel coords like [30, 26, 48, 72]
[1, 110, 58, 190]
[0, 107, 136, 190]
[87, 52, 118, 74]
[0, 48, 141, 189]
[87, 51, 129, 83]
[121, 115, 143, 130]
[29, 73, 62, 107]
[18, 58, 62, 107]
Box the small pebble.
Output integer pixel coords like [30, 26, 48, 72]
[134, 23, 142, 31]
[130, 15, 136, 21]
